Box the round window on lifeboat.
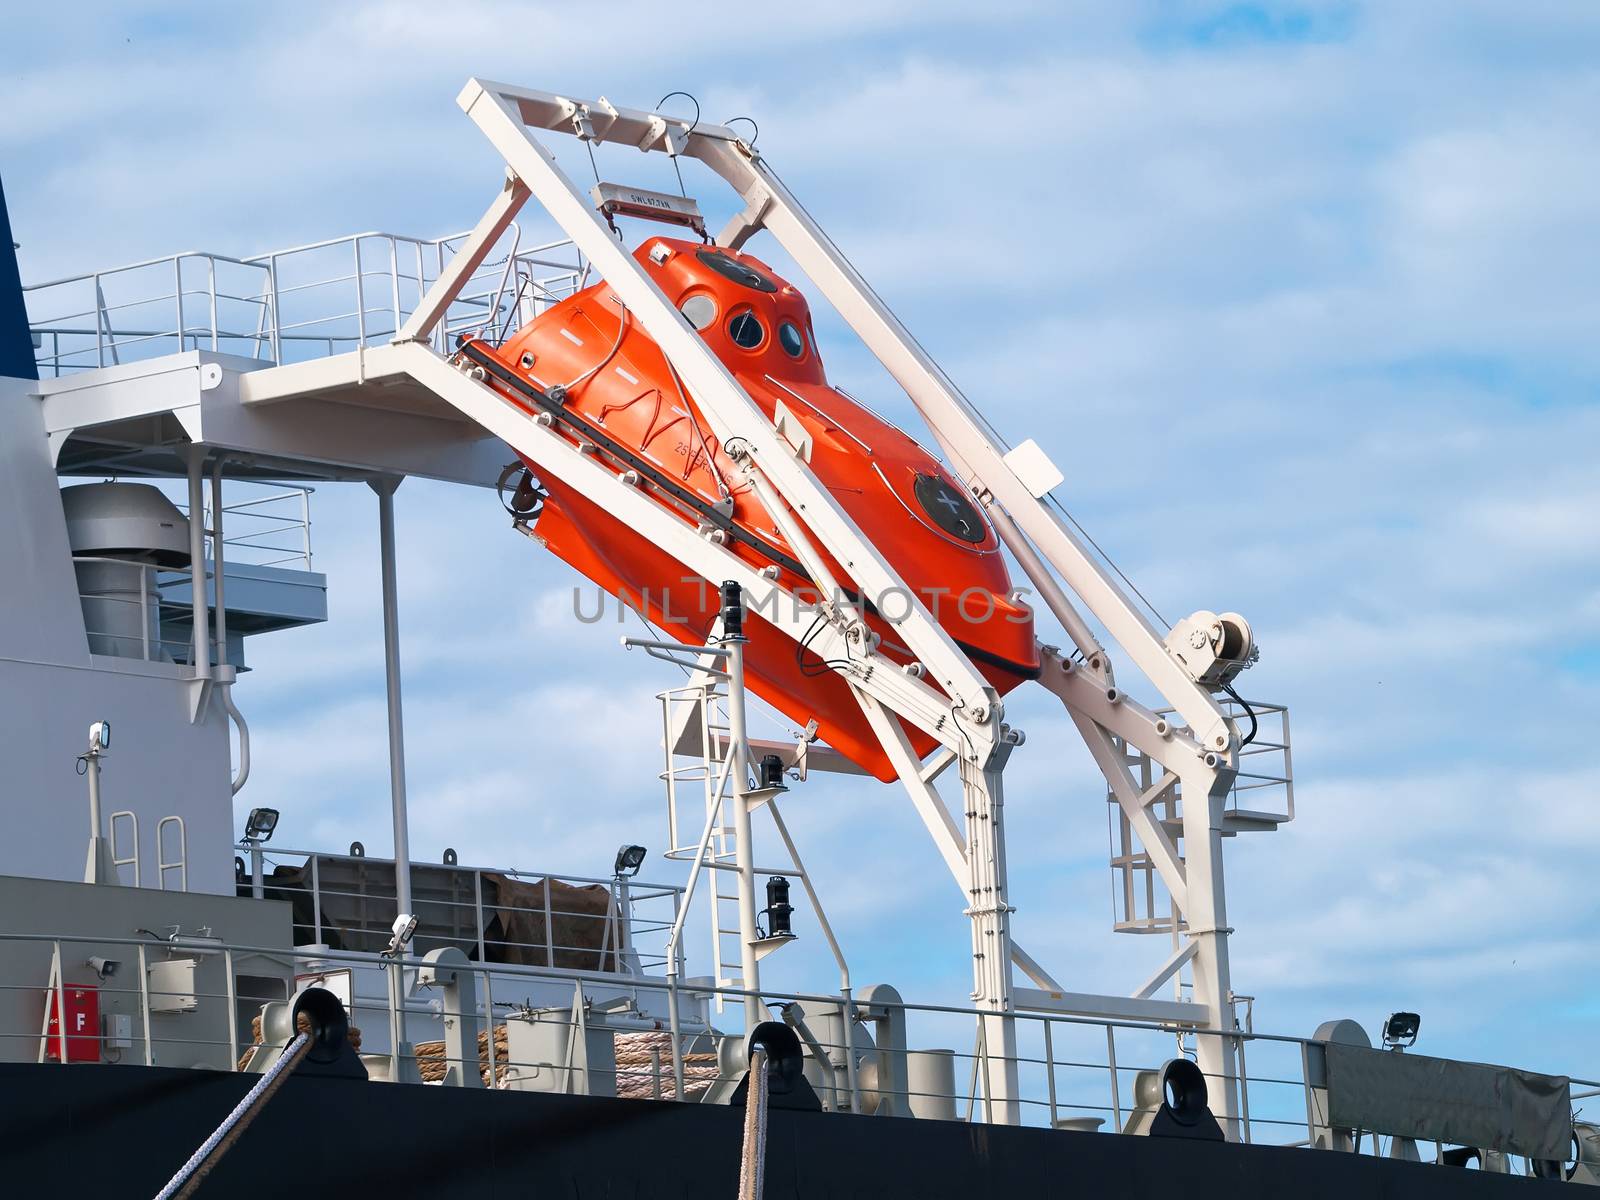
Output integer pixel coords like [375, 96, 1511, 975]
[912, 474, 986, 544]
[680, 294, 717, 330]
[777, 321, 806, 358]
[728, 309, 765, 350]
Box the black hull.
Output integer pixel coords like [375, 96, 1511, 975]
[0, 1063, 1563, 1197]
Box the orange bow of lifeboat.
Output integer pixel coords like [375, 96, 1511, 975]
[465, 236, 1038, 781]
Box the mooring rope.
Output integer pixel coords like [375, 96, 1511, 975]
[738, 1046, 770, 1200]
[155, 1028, 312, 1199]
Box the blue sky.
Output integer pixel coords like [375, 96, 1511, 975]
[5, 1, 1598, 1093]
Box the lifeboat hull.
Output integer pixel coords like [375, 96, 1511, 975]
[478, 236, 1039, 781]
[528, 481, 1034, 779]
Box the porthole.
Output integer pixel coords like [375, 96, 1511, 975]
[777, 321, 805, 358]
[728, 309, 765, 349]
[680, 294, 717, 330]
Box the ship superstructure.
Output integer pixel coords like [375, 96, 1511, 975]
[0, 82, 1594, 1194]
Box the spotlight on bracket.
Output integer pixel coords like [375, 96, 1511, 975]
[242, 807, 279, 844]
[384, 912, 419, 957]
[1382, 1011, 1420, 1050]
[614, 844, 647, 878]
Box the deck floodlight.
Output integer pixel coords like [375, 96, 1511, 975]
[614, 844, 647, 878]
[1382, 1011, 1420, 1049]
[243, 807, 280, 844]
[87, 721, 110, 752]
[385, 912, 419, 957]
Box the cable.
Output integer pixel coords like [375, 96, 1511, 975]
[794, 611, 850, 678]
[661, 351, 733, 504]
[725, 116, 760, 148]
[656, 92, 702, 199]
[493, 276, 533, 345]
[558, 296, 629, 394]
[582, 137, 626, 243]
[1221, 682, 1257, 747]
[656, 91, 702, 135]
[898, 312, 1172, 635]
[947, 698, 978, 764]
[1046, 493, 1171, 631]
[794, 612, 829, 677]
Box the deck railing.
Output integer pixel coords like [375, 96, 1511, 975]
[191, 485, 316, 573]
[24, 226, 587, 376]
[5, 927, 1593, 1179]
[235, 844, 683, 976]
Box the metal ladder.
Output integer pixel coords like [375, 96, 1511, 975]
[659, 677, 745, 1012]
[1107, 696, 1294, 936]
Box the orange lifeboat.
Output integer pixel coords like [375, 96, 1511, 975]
[462, 237, 1038, 780]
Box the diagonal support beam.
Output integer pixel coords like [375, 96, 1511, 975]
[1072, 710, 1188, 908]
[855, 689, 966, 879]
[853, 688, 1061, 991]
[1133, 939, 1198, 1000]
[919, 747, 957, 785]
[396, 173, 529, 347]
[1137, 772, 1180, 809]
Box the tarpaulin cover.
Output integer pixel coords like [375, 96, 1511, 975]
[481, 872, 618, 970]
[1325, 1042, 1570, 1159]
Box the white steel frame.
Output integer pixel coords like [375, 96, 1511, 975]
[374, 78, 1276, 1126]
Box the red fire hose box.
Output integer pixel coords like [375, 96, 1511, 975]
[44, 982, 100, 1062]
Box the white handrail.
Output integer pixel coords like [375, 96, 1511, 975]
[219, 686, 250, 796]
[156, 815, 187, 891]
[109, 810, 141, 886]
